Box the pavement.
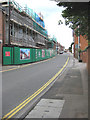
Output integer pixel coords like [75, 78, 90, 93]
[25, 54, 88, 119]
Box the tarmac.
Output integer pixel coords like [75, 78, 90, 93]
[25, 54, 88, 119]
[1, 54, 88, 119]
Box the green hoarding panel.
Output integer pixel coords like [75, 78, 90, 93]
[14, 47, 33, 64]
[47, 49, 50, 59]
[40, 49, 42, 61]
[13, 47, 19, 64]
[35, 49, 38, 61]
[45, 49, 46, 59]
[32, 48, 36, 62]
[41, 49, 46, 60]
[3, 47, 13, 65]
[3, 47, 56, 65]
[35, 49, 42, 61]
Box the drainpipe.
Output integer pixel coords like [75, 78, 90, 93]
[78, 25, 82, 62]
[8, 0, 11, 45]
[78, 25, 80, 60]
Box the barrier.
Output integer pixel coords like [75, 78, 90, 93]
[3, 47, 13, 65]
[3, 47, 56, 65]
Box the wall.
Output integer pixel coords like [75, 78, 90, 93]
[74, 34, 78, 58]
[0, 9, 2, 64]
[74, 34, 88, 59]
[3, 46, 56, 65]
[87, 47, 90, 75]
[80, 51, 88, 63]
[80, 35, 88, 50]
[74, 33, 90, 74]
[79, 35, 88, 63]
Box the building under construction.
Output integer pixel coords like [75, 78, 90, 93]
[0, 0, 57, 65]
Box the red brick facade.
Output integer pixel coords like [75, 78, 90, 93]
[0, 10, 3, 64]
[74, 34, 78, 58]
[74, 34, 88, 59]
[87, 47, 90, 75]
[0, 10, 3, 41]
[79, 35, 88, 63]
[80, 35, 88, 51]
[74, 33, 89, 74]
[80, 51, 88, 63]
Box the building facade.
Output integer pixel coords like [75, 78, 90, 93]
[73, 29, 88, 59]
[73, 31, 90, 74]
[0, 0, 56, 49]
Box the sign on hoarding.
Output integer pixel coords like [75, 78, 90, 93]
[50, 50, 52, 56]
[42, 49, 45, 58]
[20, 49, 30, 60]
[5, 51, 10, 56]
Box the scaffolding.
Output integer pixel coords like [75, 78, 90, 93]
[1, 0, 56, 49]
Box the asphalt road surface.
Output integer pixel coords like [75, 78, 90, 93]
[2, 53, 69, 117]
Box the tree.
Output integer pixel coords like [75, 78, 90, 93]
[69, 42, 74, 52]
[51, 1, 89, 41]
[59, 3, 88, 37]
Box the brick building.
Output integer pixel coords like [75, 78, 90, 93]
[0, 6, 3, 64]
[74, 32, 90, 74]
[56, 42, 65, 54]
[74, 33, 88, 61]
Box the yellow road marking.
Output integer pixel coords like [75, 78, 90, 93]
[0, 57, 56, 73]
[0, 67, 18, 73]
[2, 57, 69, 120]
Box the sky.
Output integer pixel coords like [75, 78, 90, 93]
[15, 0, 73, 49]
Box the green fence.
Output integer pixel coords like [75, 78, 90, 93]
[3, 47, 56, 65]
[3, 47, 13, 65]
[14, 47, 33, 65]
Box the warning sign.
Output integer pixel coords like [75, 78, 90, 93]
[5, 51, 10, 56]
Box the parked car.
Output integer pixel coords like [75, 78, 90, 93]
[60, 51, 64, 54]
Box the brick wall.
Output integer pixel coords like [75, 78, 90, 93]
[0, 10, 2, 41]
[80, 35, 88, 50]
[79, 35, 88, 63]
[87, 47, 90, 75]
[74, 34, 78, 58]
[0, 43, 2, 64]
[0, 9, 2, 64]
[80, 51, 88, 63]
[80, 47, 90, 75]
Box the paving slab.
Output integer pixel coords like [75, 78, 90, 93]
[36, 99, 65, 108]
[26, 99, 65, 118]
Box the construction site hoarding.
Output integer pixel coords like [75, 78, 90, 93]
[3, 46, 56, 65]
[14, 47, 33, 65]
[3, 47, 13, 65]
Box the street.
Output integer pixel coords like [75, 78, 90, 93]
[0, 1, 89, 119]
[2, 53, 69, 118]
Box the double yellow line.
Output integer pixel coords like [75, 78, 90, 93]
[2, 57, 69, 120]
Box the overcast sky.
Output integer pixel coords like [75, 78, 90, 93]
[15, 0, 73, 49]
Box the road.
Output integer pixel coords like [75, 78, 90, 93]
[2, 53, 69, 118]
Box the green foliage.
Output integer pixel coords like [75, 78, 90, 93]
[57, 2, 89, 40]
[78, 48, 82, 53]
[88, 40, 90, 46]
